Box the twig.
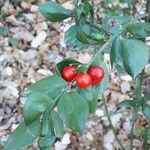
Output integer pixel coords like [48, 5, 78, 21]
[130, 109, 138, 150]
[146, 0, 150, 22]
[130, 70, 144, 150]
[91, 0, 95, 23]
[102, 94, 125, 150]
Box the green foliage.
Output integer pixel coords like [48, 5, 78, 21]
[111, 37, 148, 78]
[58, 92, 89, 132]
[50, 111, 64, 138]
[4, 0, 150, 149]
[38, 135, 56, 150]
[101, 15, 131, 35]
[76, 23, 104, 44]
[39, 1, 71, 22]
[75, 1, 93, 20]
[119, 99, 135, 109]
[25, 75, 67, 99]
[76, 87, 98, 113]
[65, 25, 89, 50]
[23, 92, 53, 125]
[142, 104, 150, 121]
[127, 22, 150, 38]
[4, 120, 40, 150]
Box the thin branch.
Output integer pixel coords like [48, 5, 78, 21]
[91, 0, 95, 23]
[130, 71, 144, 150]
[130, 109, 138, 150]
[102, 94, 125, 150]
[146, 0, 150, 22]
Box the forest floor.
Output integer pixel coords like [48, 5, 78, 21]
[0, 0, 150, 150]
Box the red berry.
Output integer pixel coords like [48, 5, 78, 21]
[61, 66, 78, 82]
[76, 73, 91, 89]
[88, 66, 104, 85]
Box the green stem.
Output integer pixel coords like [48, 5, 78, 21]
[90, 23, 113, 36]
[130, 109, 138, 150]
[102, 94, 125, 150]
[143, 126, 150, 150]
[39, 83, 71, 137]
[91, 0, 95, 23]
[130, 70, 144, 150]
[134, 70, 144, 100]
[146, 0, 150, 22]
[88, 36, 115, 66]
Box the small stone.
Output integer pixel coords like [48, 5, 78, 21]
[0, 109, 4, 116]
[11, 27, 33, 42]
[37, 69, 52, 76]
[1, 1, 14, 15]
[20, 50, 37, 61]
[111, 113, 122, 126]
[86, 132, 94, 141]
[31, 31, 47, 48]
[11, 124, 19, 131]
[61, 133, 71, 145]
[55, 141, 66, 150]
[30, 5, 38, 12]
[6, 15, 21, 26]
[121, 81, 130, 93]
[104, 143, 113, 150]
[35, 22, 48, 33]
[120, 75, 132, 82]
[5, 67, 13, 76]
[78, 53, 91, 64]
[95, 109, 104, 117]
[8, 86, 19, 98]
[20, 1, 30, 9]
[23, 13, 36, 22]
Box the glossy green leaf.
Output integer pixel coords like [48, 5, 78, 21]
[58, 92, 89, 132]
[25, 75, 67, 99]
[76, 87, 98, 113]
[142, 103, 150, 120]
[64, 25, 89, 50]
[23, 92, 53, 125]
[75, 2, 93, 20]
[76, 23, 104, 44]
[39, 1, 71, 22]
[141, 95, 150, 103]
[119, 99, 135, 109]
[101, 15, 131, 35]
[4, 120, 40, 150]
[127, 22, 150, 37]
[41, 113, 52, 137]
[56, 58, 82, 76]
[111, 37, 148, 78]
[88, 93, 98, 113]
[121, 39, 148, 78]
[110, 37, 124, 70]
[50, 111, 64, 138]
[38, 135, 56, 150]
[76, 87, 93, 101]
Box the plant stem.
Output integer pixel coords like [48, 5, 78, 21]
[146, 0, 150, 22]
[90, 23, 113, 36]
[102, 94, 125, 150]
[88, 36, 115, 66]
[91, 0, 95, 23]
[130, 71, 144, 150]
[130, 109, 138, 150]
[134, 70, 144, 100]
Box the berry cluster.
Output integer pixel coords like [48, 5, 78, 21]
[61, 65, 104, 89]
